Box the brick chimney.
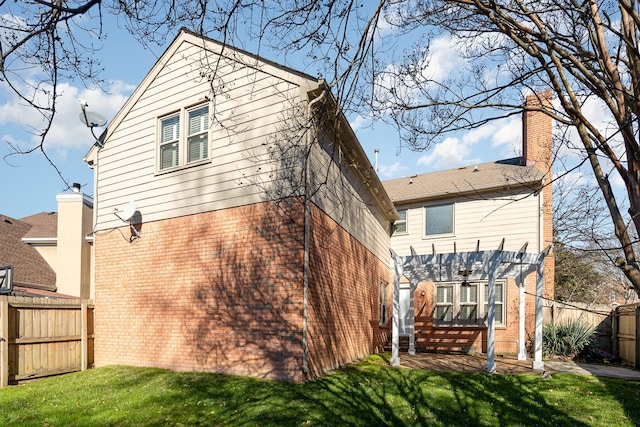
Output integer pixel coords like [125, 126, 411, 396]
[522, 90, 553, 173]
[522, 91, 554, 299]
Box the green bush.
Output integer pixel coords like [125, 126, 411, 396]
[542, 320, 596, 358]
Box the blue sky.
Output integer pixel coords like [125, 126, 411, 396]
[0, 14, 526, 220]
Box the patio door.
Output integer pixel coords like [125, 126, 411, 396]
[398, 287, 412, 336]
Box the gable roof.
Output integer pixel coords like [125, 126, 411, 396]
[383, 157, 545, 204]
[0, 214, 57, 288]
[85, 28, 318, 161]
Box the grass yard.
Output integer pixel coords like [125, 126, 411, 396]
[0, 354, 638, 426]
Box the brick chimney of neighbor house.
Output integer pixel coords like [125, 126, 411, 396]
[522, 91, 554, 299]
[56, 183, 93, 299]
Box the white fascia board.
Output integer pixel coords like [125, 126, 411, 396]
[22, 237, 57, 246]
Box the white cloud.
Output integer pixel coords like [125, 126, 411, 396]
[1, 80, 134, 151]
[377, 161, 407, 178]
[417, 136, 481, 169]
[420, 36, 464, 82]
[349, 114, 370, 133]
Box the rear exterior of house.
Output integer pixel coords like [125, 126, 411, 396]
[384, 92, 555, 356]
[85, 29, 395, 381]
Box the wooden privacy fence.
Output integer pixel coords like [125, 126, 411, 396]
[613, 303, 640, 369]
[543, 301, 614, 353]
[0, 296, 94, 387]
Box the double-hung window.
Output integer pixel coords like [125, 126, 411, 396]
[394, 209, 408, 234]
[425, 203, 454, 236]
[434, 281, 505, 326]
[158, 103, 210, 171]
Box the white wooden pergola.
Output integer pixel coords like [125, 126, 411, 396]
[390, 241, 551, 373]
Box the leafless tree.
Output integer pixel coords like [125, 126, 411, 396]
[4, 1, 640, 296]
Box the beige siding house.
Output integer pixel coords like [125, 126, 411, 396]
[384, 93, 555, 358]
[1, 185, 93, 299]
[84, 29, 396, 381]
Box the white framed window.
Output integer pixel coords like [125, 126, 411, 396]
[435, 284, 454, 323]
[425, 203, 454, 236]
[158, 103, 210, 171]
[394, 209, 408, 234]
[484, 282, 505, 324]
[434, 280, 505, 326]
[379, 281, 389, 325]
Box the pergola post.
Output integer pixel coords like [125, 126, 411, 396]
[533, 252, 546, 370]
[517, 280, 527, 361]
[390, 251, 402, 367]
[408, 280, 418, 356]
[484, 251, 501, 373]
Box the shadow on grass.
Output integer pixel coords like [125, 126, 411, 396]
[2, 356, 639, 426]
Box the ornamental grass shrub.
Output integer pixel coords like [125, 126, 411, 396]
[542, 319, 596, 358]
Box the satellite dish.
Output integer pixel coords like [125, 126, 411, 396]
[79, 111, 107, 127]
[121, 201, 137, 222]
[115, 201, 137, 222]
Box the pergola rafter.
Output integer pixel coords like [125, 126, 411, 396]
[390, 240, 552, 373]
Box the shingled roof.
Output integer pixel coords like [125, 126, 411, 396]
[382, 157, 545, 204]
[22, 211, 58, 239]
[0, 213, 57, 288]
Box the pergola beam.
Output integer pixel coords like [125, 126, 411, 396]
[390, 241, 550, 372]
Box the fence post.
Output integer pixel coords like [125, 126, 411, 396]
[612, 306, 619, 358]
[635, 306, 640, 370]
[1, 297, 8, 388]
[81, 301, 88, 371]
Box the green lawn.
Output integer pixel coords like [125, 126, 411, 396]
[0, 354, 638, 426]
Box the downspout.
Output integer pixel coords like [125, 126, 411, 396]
[302, 87, 327, 376]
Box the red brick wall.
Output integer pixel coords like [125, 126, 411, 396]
[94, 199, 391, 381]
[305, 204, 391, 378]
[94, 201, 307, 381]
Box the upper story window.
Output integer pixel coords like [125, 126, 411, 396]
[394, 209, 408, 234]
[425, 203, 454, 236]
[158, 103, 210, 171]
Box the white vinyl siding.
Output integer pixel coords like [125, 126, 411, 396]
[307, 132, 392, 263]
[390, 190, 543, 255]
[434, 281, 505, 326]
[94, 34, 392, 263]
[96, 39, 310, 229]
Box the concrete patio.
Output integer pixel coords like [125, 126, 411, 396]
[395, 353, 640, 380]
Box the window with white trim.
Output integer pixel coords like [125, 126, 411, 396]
[434, 281, 505, 326]
[425, 203, 454, 236]
[158, 103, 210, 171]
[394, 209, 408, 234]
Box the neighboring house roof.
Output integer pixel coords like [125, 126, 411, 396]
[383, 157, 545, 204]
[22, 211, 58, 240]
[0, 214, 57, 288]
